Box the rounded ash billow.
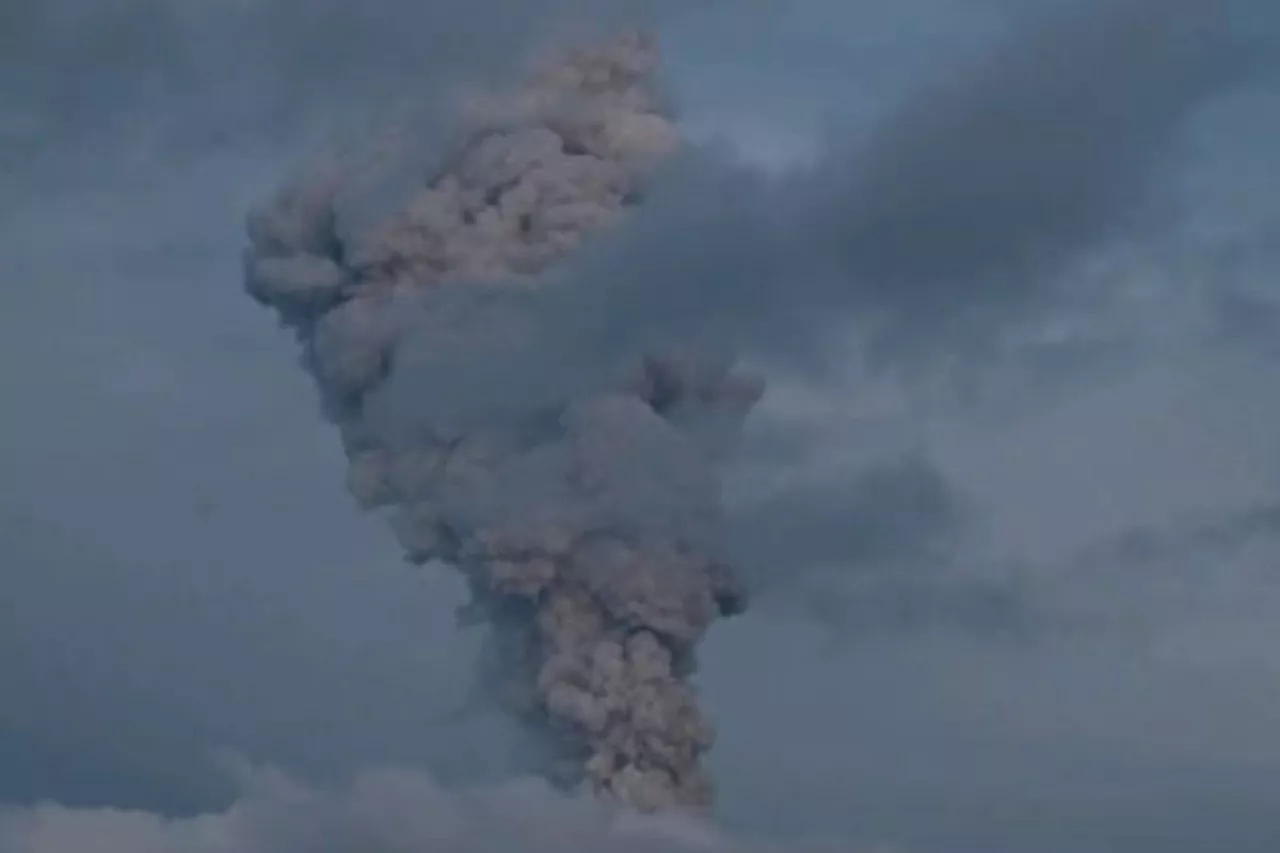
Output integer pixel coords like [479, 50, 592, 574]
[242, 29, 761, 814]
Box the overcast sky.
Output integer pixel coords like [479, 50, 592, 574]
[2, 2, 1279, 852]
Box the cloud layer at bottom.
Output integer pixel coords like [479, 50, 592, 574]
[0, 766, 860, 853]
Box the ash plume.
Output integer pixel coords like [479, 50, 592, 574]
[242, 30, 759, 813]
[237, 0, 1260, 823]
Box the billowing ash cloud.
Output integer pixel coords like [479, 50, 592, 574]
[238, 0, 1262, 816]
[1, 0, 1277, 849]
[0, 766, 860, 853]
[243, 30, 760, 813]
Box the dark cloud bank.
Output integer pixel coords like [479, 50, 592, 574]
[2, 0, 1280, 851]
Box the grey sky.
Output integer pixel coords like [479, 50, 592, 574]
[2, 1, 1280, 851]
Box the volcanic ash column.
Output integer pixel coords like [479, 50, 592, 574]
[242, 30, 763, 813]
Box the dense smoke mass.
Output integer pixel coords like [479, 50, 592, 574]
[237, 0, 1263, 817]
[243, 30, 760, 813]
[5, 0, 1280, 850]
